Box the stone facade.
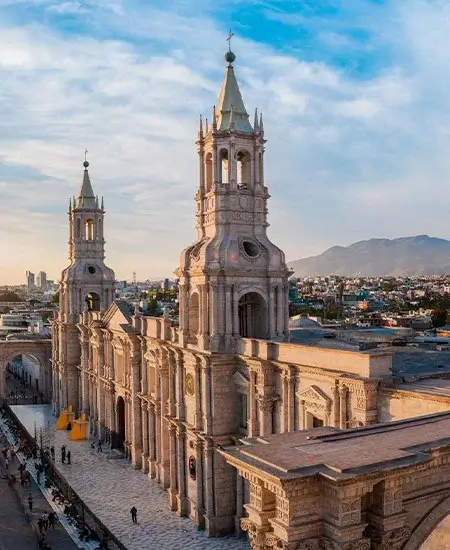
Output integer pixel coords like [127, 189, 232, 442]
[51, 49, 450, 547]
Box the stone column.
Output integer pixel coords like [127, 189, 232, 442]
[268, 286, 274, 338]
[193, 439, 204, 526]
[130, 348, 142, 469]
[203, 439, 215, 534]
[176, 426, 187, 515]
[234, 472, 244, 534]
[242, 480, 276, 550]
[248, 371, 258, 437]
[258, 396, 273, 437]
[276, 285, 283, 337]
[233, 289, 240, 336]
[141, 401, 149, 473]
[299, 399, 306, 430]
[168, 424, 178, 510]
[287, 373, 294, 432]
[201, 359, 212, 434]
[148, 403, 156, 479]
[339, 386, 348, 429]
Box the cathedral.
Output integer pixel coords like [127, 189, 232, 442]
[51, 49, 418, 547]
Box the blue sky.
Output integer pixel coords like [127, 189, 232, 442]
[1, 0, 450, 283]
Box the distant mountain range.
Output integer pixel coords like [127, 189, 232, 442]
[288, 235, 450, 277]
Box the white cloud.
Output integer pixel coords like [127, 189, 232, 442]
[1, 0, 450, 283]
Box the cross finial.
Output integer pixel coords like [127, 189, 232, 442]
[83, 148, 89, 168]
[226, 29, 234, 52]
[84, 148, 88, 162]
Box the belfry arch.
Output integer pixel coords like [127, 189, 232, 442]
[238, 291, 267, 339]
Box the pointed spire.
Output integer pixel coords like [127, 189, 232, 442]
[212, 105, 217, 130]
[216, 50, 253, 133]
[259, 112, 264, 135]
[205, 117, 209, 134]
[69, 197, 72, 212]
[75, 153, 97, 209]
[254, 107, 259, 132]
[101, 196, 104, 210]
[95, 196, 99, 208]
[198, 115, 203, 138]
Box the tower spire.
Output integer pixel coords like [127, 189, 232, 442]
[254, 107, 259, 132]
[75, 152, 96, 209]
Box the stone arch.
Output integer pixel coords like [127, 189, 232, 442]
[238, 291, 268, 339]
[85, 218, 94, 241]
[205, 152, 213, 192]
[236, 149, 251, 189]
[188, 291, 200, 341]
[403, 495, 450, 550]
[85, 291, 100, 312]
[219, 148, 229, 183]
[115, 394, 126, 449]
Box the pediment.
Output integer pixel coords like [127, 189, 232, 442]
[232, 370, 249, 390]
[297, 385, 331, 405]
[102, 301, 132, 332]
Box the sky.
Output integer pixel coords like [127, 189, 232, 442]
[1, 0, 450, 284]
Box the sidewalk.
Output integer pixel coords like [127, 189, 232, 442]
[10, 405, 250, 550]
[0, 432, 78, 550]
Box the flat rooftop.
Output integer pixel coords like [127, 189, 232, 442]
[386, 377, 450, 398]
[220, 412, 450, 482]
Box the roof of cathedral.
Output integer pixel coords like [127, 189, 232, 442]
[215, 52, 254, 134]
[75, 161, 97, 209]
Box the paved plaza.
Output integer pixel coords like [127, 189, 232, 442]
[11, 405, 250, 550]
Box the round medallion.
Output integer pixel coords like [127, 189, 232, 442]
[185, 373, 195, 396]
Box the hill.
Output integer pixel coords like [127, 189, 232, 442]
[288, 235, 450, 277]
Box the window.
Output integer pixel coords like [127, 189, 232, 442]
[85, 219, 94, 241]
[205, 152, 213, 192]
[220, 149, 229, 183]
[238, 393, 248, 429]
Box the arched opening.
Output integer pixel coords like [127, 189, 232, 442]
[205, 152, 213, 192]
[220, 149, 229, 184]
[85, 292, 100, 312]
[4, 353, 48, 404]
[238, 292, 267, 339]
[236, 150, 251, 189]
[75, 218, 81, 238]
[115, 396, 126, 449]
[85, 219, 94, 241]
[188, 292, 200, 343]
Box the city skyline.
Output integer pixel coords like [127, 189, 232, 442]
[2, 0, 450, 284]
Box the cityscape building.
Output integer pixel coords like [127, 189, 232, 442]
[36, 271, 47, 290]
[26, 270, 35, 288]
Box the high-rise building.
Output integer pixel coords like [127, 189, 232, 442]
[26, 270, 35, 288]
[36, 271, 47, 290]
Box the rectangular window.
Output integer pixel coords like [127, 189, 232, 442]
[239, 393, 248, 429]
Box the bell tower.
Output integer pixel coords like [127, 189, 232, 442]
[177, 49, 290, 353]
[52, 157, 115, 413]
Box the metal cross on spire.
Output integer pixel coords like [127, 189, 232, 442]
[84, 148, 88, 162]
[226, 29, 234, 52]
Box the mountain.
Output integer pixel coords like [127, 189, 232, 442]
[288, 235, 450, 277]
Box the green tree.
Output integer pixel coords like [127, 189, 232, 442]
[148, 298, 158, 316]
[0, 291, 21, 302]
[431, 309, 447, 328]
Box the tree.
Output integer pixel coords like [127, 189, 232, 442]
[431, 309, 447, 328]
[148, 298, 158, 316]
[0, 291, 21, 302]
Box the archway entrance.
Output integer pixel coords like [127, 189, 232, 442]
[5, 353, 46, 405]
[238, 292, 267, 339]
[115, 396, 126, 449]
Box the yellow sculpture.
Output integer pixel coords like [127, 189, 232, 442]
[56, 406, 75, 430]
[69, 412, 89, 440]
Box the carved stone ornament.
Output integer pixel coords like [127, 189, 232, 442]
[319, 539, 370, 550]
[241, 519, 267, 550]
[185, 373, 195, 396]
[370, 526, 411, 550]
[297, 540, 320, 550]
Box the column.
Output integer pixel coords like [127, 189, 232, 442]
[131, 350, 142, 469]
[168, 424, 178, 510]
[176, 426, 187, 515]
[299, 399, 306, 430]
[339, 386, 348, 429]
[225, 284, 232, 336]
[203, 439, 215, 534]
[233, 289, 239, 336]
[276, 284, 283, 336]
[148, 403, 156, 478]
[248, 371, 258, 437]
[287, 373, 294, 432]
[141, 401, 149, 473]
[234, 473, 244, 534]
[268, 286, 274, 338]
[194, 439, 204, 525]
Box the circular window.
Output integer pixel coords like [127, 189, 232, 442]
[242, 240, 259, 257]
[88, 266, 96, 275]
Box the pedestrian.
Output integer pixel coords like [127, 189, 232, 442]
[5, 458, 8, 471]
[37, 518, 43, 534]
[42, 512, 49, 530]
[48, 511, 56, 530]
[50, 446, 55, 461]
[90, 440, 95, 451]
[130, 506, 137, 524]
[67, 450, 71, 464]
[97, 439, 102, 453]
[28, 493, 33, 511]
[61, 445, 66, 464]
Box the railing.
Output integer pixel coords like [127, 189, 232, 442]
[4, 405, 127, 550]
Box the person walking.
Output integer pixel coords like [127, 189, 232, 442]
[37, 518, 43, 534]
[42, 512, 49, 530]
[61, 445, 66, 464]
[130, 506, 137, 524]
[27, 493, 33, 511]
[50, 446, 55, 461]
[48, 511, 56, 530]
[97, 439, 102, 453]
[67, 450, 71, 465]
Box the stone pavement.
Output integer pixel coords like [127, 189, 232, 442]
[11, 405, 250, 550]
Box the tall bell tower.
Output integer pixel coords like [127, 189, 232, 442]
[177, 48, 290, 353]
[52, 158, 115, 414]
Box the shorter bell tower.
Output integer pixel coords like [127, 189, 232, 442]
[53, 157, 115, 413]
[176, 49, 290, 353]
